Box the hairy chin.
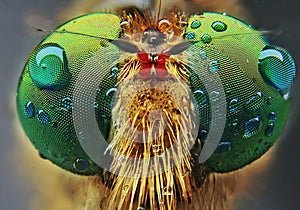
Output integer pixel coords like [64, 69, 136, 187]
[16, 130, 275, 210]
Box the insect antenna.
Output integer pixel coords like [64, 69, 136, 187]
[190, 29, 273, 43]
[31, 26, 117, 42]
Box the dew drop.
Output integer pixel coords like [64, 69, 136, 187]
[73, 158, 90, 172]
[199, 50, 207, 59]
[111, 66, 119, 76]
[37, 109, 50, 124]
[199, 129, 208, 141]
[106, 87, 117, 96]
[24, 101, 35, 118]
[245, 92, 264, 112]
[211, 21, 227, 32]
[193, 89, 207, 107]
[61, 96, 72, 111]
[94, 101, 99, 108]
[243, 116, 262, 138]
[186, 32, 195, 39]
[191, 20, 201, 29]
[210, 90, 220, 102]
[208, 60, 220, 73]
[267, 96, 273, 105]
[265, 123, 275, 137]
[269, 112, 277, 122]
[229, 98, 239, 113]
[258, 45, 296, 100]
[201, 34, 212, 43]
[216, 141, 232, 152]
[231, 119, 239, 127]
[28, 43, 71, 90]
[137, 207, 145, 210]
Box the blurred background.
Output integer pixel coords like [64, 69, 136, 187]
[0, 0, 299, 209]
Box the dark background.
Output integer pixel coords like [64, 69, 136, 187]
[0, 0, 299, 209]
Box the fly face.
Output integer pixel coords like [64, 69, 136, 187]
[17, 8, 296, 210]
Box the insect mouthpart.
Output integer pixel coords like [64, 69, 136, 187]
[142, 29, 167, 46]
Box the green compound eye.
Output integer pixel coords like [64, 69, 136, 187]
[17, 13, 121, 175]
[186, 12, 296, 173]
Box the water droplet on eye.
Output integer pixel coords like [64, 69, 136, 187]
[28, 43, 71, 90]
[37, 109, 50, 124]
[191, 20, 201, 29]
[199, 50, 207, 59]
[216, 141, 232, 152]
[245, 92, 264, 112]
[186, 32, 195, 39]
[61, 96, 72, 111]
[243, 116, 262, 138]
[258, 45, 296, 100]
[229, 98, 239, 113]
[231, 119, 239, 127]
[265, 123, 275, 137]
[199, 129, 208, 141]
[106, 87, 117, 96]
[73, 158, 90, 172]
[111, 66, 119, 76]
[210, 91, 220, 102]
[201, 34, 212, 43]
[267, 96, 273, 105]
[194, 89, 207, 107]
[94, 102, 99, 108]
[24, 101, 35, 118]
[211, 21, 227, 32]
[208, 60, 220, 73]
[269, 112, 277, 122]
